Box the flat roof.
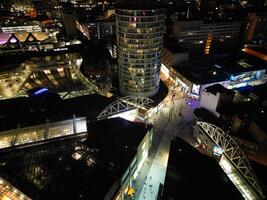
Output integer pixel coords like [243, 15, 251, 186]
[251, 106, 267, 134]
[174, 60, 228, 85]
[215, 52, 267, 75]
[161, 138, 243, 200]
[173, 51, 267, 84]
[204, 83, 234, 95]
[193, 108, 223, 127]
[163, 38, 188, 53]
[0, 93, 115, 132]
[0, 44, 83, 69]
[250, 83, 267, 101]
[0, 117, 151, 200]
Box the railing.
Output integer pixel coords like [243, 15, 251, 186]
[197, 121, 265, 199]
[98, 96, 154, 120]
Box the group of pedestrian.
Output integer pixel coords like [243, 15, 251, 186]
[142, 175, 154, 199]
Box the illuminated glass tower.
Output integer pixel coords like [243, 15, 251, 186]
[116, 0, 165, 97]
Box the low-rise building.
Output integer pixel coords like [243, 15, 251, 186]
[158, 137, 243, 200]
[0, 117, 153, 200]
[161, 50, 267, 99]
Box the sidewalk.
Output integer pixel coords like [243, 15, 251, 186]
[131, 76, 198, 200]
[133, 104, 172, 200]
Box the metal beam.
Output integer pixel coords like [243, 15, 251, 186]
[197, 121, 265, 199]
[97, 96, 154, 120]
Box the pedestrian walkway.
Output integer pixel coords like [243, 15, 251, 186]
[131, 71, 199, 200]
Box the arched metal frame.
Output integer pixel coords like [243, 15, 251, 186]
[197, 121, 265, 199]
[97, 96, 154, 119]
[71, 63, 97, 93]
[15, 57, 110, 100]
[60, 89, 93, 99]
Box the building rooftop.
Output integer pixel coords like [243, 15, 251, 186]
[0, 18, 41, 28]
[163, 38, 188, 53]
[193, 107, 223, 127]
[204, 83, 234, 96]
[250, 106, 267, 134]
[116, 0, 164, 10]
[0, 117, 151, 200]
[214, 84, 267, 134]
[242, 47, 267, 62]
[173, 50, 267, 85]
[0, 32, 50, 45]
[174, 60, 228, 85]
[215, 52, 267, 75]
[0, 92, 115, 132]
[249, 83, 267, 102]
[161, 138, 243, 200]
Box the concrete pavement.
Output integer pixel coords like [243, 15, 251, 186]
[131, 72, 198, 200]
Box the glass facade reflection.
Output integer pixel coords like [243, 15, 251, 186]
[0, 117, 87, 150]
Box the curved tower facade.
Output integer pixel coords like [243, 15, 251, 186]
[116, 1, 165, 97]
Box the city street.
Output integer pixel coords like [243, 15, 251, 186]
[132, 72, 198, 200]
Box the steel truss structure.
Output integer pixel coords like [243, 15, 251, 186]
[0, 53, 111, 100]
[71, 63, 112, 96]
[97, 96, 154, 120]
[0, 117, 87, 152]
[60, 89, 93, 99]
[197, 122, 265, 199]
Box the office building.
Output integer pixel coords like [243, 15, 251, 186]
[0, 20, 42, 33]
[245, 12, 267, 45]
[172, 20, 243, 56]
[77, 17, 116, 41]
[60, 2, 79, 37]
[116, 0, 165, 97]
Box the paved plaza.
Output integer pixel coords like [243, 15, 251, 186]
[132, 74, 198, 200]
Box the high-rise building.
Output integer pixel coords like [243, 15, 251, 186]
[60, 2, 79, 37]
[116, 0, 165, 97]
[245, 12, 267, 45]
[172, 20, 243, 56]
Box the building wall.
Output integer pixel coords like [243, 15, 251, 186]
[161, 47, 189, 67]
[161, 48, 174, 67]
[231, 116, 243, 132]
[0, 24, 42, 33]
[60, 10, 79, 37]
[245, 12, 267, 44]
[246, 13, 259, 41]
[249, 121, 267, 147]
[88, 21, 116, 40]
[116, 8, 165, 97]
[172, 52, 189, 65]
[200, 90, 220, 117]
[114, 127, 153, 200]
[172, 20, 243, 54]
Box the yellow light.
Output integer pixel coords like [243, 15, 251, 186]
[1, 195, 12, 200]
[127, 187, 135, 197]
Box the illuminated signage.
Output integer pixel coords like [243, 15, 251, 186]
[191, 84, 200, 95]
[213, 146, 223, 156]
[54, 47, 68, 51]
[34, 88, 48, 95]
